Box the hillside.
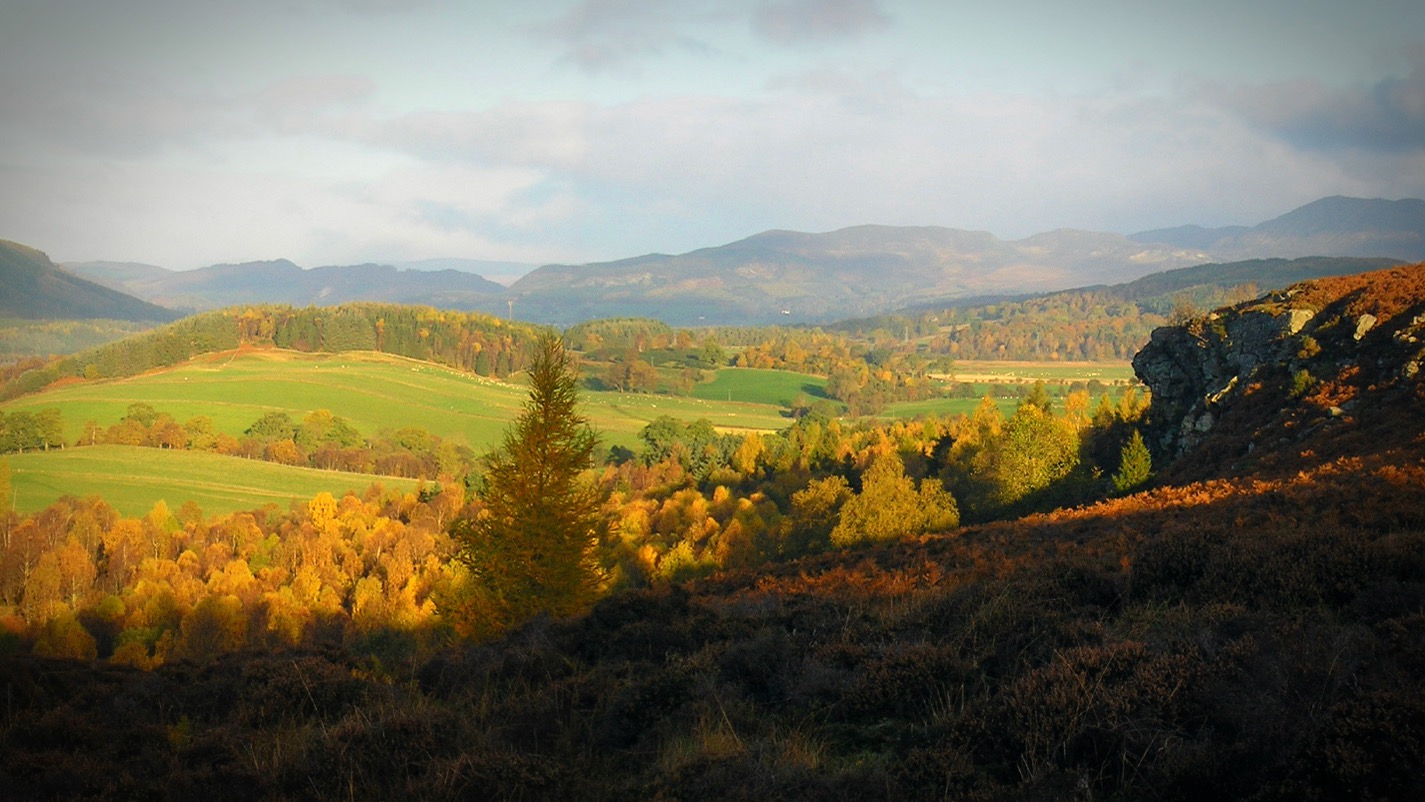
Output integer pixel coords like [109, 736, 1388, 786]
[63, 259, 508, 313]
[0, 348, 790, 498]
[0, 303, 547, 402]
[1131, 196, 1425, 261]
[2, 266, 1423, 799]
[0, 240, 179, 323]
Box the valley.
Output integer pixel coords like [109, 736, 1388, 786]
[0, 261, 1421, 800]
[1, 219, 1424, 801]
[1, 345, 1125, 514]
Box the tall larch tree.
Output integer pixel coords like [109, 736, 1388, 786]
[450, 332, 603, 639]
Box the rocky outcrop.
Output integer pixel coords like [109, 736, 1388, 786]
[1133, 263, 1425, 465]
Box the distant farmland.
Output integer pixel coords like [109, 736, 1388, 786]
[2, 349, 793, 452]
[1, 350, 1144, 514]
[0, 350, 796, 513]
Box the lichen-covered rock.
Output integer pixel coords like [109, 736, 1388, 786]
[1133, 263, 1425, 465]
[1133, 297, 1315, 458]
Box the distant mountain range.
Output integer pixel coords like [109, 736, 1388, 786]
[63, 259, 509, 313]
[0, 240, 179, 322]
[503, 226, 1216, 325]
[25, 195, 1425, 326]
[503, 196, 1425, 324]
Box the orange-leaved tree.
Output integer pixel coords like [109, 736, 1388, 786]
[449, 332, 603, 639]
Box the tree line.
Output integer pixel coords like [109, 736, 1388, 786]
[70, 402, 479, 483]
[0, 408, 66, 453]
[1, 304, 548, 402]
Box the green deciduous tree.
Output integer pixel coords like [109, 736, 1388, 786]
[245, 411, 296, 442]
[972, 404, 1080, 512]
[450, 333, 603, 639]
[831, 453, 959, 548]
[0, 459, 11, 521]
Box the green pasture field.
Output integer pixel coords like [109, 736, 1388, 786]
[585, 391, 793, 442]
[691, 368, 830, 407]
[0, 350, 792, 453]
[881, 396, 1021, 420]
[3, 446, 420, 518]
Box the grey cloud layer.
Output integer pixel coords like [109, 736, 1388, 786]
[751, 0, 890, 45]
[535, 0, 891, 72]
[1215, 52, 1425, 153]
[3, 0, 1421, 268]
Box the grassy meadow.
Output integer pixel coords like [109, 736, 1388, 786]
[2, 349, 793, 451]
[0, 350, 795, 513]
[3, 445, 420, 517]
[883, 360, 1142, 419]
[690, 367, 830, 407]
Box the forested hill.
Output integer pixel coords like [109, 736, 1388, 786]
[831, 255, 1399, 361]
[0, 240, 180, 323]
[0, 303, 548, 401]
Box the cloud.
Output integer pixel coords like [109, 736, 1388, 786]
[355, 82, 1360, 244]
[1208, 49, 1425, 152]
[751, 0, 889, 45]
[374, 102, 593, 167]
[249, 74, 377, 133]
[0, 69, 241, 159]
[0, 69, 381, 161]
[157, 68, 1416, 262]
[533, 0, 720, 73]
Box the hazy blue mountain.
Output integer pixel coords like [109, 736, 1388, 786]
[394, 257, 537, 286]
[1130, 196, 1425, 260]
[1, 240, 180, 322]
[1126, 224, 1251, 252]
[61, 260, 174, 292]
[65, 259, 509, 313]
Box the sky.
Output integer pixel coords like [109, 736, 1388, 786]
[1, 0, 1423, 271]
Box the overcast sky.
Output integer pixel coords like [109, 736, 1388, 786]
[2, 0, 1423, 270]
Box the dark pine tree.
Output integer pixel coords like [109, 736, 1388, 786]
[449, 332, 602, 639]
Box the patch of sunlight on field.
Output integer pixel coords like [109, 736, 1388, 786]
[946, 360, 1137, 382]
[4, 445, 420, 518]
[691, 368, 829, 407]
